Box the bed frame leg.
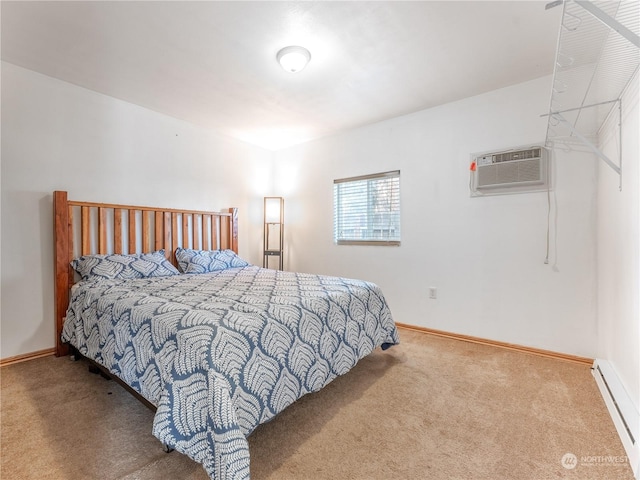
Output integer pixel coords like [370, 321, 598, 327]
[69, 346, 80, 362]
[162, 444, 174, 453]
[88, 364, 112, 381]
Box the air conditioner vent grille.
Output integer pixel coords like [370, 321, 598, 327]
[477, 158, 542, 188]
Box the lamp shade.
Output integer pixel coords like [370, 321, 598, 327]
[264, 197, 283, 223]
[276, 46, 311, 73]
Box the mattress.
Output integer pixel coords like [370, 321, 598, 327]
[61, 265, 399, 479]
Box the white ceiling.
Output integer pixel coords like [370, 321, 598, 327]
[1, 1, 561, 150]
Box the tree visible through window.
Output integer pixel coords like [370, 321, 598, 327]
[333, 170, 401, 245]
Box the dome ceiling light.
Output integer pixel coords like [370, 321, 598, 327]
[276, 46, 311, 73]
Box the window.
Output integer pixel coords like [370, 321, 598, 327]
[333, 170, 401, 246]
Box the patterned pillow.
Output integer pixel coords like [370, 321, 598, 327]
[175, 248, 250, 274]
[71, 250, 180, 281]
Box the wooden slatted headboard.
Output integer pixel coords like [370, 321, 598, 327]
[53, 191, 239, 357]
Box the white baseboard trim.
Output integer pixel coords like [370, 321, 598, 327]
[592, 359, 640, 478]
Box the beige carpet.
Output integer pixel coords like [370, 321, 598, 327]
[1, 328, 634, 480]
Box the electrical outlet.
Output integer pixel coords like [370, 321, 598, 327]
[429, 287, 437, 299]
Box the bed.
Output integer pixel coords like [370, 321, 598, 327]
[53, 191, 399, 480]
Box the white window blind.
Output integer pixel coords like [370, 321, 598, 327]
[333, 170, 401, 246]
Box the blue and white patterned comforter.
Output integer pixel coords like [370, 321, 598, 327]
[61, 266, 399, 479]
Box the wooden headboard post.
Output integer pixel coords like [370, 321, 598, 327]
[229, 208, 239, 253]
[54, 191, 71, 357]
[52, 191, 240, 357]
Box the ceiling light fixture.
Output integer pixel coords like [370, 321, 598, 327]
[276, 46, 311, 73]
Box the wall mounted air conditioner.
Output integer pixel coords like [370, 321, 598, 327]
[470, 145, 550, 197]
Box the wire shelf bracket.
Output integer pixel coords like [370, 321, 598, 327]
[552, 107, 621, 175]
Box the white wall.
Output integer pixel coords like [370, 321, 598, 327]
[1, 64, 609, 363]
[274, 75, 599, 358]
[1, 62, 273, 359]
[597, 75, 640, 415]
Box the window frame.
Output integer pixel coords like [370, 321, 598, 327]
[333, 170, 401, 246]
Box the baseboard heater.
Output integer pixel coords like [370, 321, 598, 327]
[592, 359, 640, 478]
